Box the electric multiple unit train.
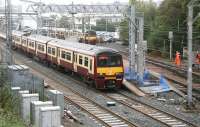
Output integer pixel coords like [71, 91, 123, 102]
[10, 30, 124, 89]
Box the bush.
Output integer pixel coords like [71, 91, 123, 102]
[0, 84, 25, 127]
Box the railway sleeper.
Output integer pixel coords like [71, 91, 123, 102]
[153, 115, 167, 118]
[110, 124, 129, 127]
[100, 117, 117, 121]
[109, 122, 127, 125]
[172, 125, 187, 127]
[100, 116, 116, 119]
[104, 119, 121, 123]
[166, 122, 185, 126]
[95, 113, 111, 117]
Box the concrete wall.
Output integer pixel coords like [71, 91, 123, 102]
[31, 101, 53, 127]
[11, 87, 21, 97]
[21, 93, 39, 124]
[47, 90, 64, 117]
[11, 87, 21, 115]
[39, 106, 61, 127]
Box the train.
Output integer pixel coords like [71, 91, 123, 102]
[78, 30, 99, 45]
[2, 30, 124, 89]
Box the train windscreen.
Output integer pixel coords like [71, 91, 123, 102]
[97, 52, 122, 67]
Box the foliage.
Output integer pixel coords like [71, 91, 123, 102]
[57, 16, 70, 29]
[91, 19, 117, 32]
[119, 19, 129, 43]
[148, 0, 190, 56]
[0, 85, 24, 127]
[0, 109, 25, 127]
[119, 0, 200, 56]
[119, 0, 157, 44]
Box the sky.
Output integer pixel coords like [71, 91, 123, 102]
[0, 0, 163, 28]
[1, 0, 163, 6]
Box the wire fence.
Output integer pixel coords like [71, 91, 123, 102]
[0, 63, 45, 117]
[7, 65, 45, 101]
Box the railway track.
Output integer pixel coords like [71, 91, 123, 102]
[146, 58, 200, 79]
[12, 45, 198, 127]
[104, 92, 198, 127]
[64, 92, 138, 127]
[119, 49, 200, 98]
[119, 49, 200, 79]
[0, 38, 199, 127]
[12, 50, 139, 127]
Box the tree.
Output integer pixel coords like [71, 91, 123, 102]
[148, 0, 190, 55]
[119, 0, 200, 56]
[119, 19, 129, 43]
[119, 0, 157, 44]
[91, 19, 117, 32]
[58, 16, 70, 29]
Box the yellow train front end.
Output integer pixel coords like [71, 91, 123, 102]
[85, 36, 97, 45]
[95, 52, 124, 89]
[78, 31, 97, 45]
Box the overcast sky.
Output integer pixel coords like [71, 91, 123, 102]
[0, 0, 163, 5]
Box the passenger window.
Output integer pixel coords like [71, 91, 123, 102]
[48, 47, 51, 54]
[61, 51, 65, 59]
[84, 57, 88, 67]
[32, 42, 35, 47]
[66, 52, 71, 60]
[79, 55, 83, 65]
[29, 41, 31, 46]
[52, 48, 55, 55]
[41, 45, 44, 51]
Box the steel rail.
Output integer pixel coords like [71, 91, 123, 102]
[104, 92, 198, 127]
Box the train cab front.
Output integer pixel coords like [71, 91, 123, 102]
[95, 52, 124, 89]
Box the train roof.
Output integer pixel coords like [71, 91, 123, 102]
[27, 34, 54, 44]
[48, 39, 118, 56]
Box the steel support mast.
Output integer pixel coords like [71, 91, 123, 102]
[137, 16, 144, 77]
[187, 5, 193, 107]
[5, 0, 13, 65]
[128, 4, 136, 73]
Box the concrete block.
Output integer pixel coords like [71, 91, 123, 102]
[21, 93, 39, 124]
[31, 101, 53, 127]
[18, 90, 29, 116]
[11, 87, 21, 97]
[47, 90, 64, 117]
[39, 106, 61, 127]
[11, 87, 21, 115]
[18, 90, 29, 98]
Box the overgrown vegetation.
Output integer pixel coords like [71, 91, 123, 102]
[0, 68, 25, 127]
[120, 0, 200, 56]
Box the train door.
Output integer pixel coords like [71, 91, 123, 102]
[88, 58, 93, 74]
[73, 53, 78, 72]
